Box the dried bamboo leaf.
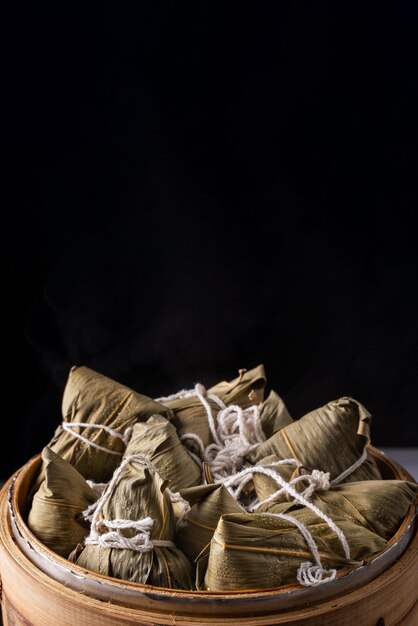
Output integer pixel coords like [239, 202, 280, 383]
[202, 511, 386, 591]
[73, 455, 193, 589]
[308, 480, 418, 539]
[176, 483, 244, 562]
[28, 447, 96, 556]
[38, 366, 173, 486]
[163, 365, 267, 448]
[259, 390, 293, 439]
[209, 364, 267, 406]
[125, 417, 201, 491]
[195, 544, 211, 590]
[252, 397, 381, 482]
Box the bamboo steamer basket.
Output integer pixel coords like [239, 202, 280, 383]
[0, 446, 416, 626]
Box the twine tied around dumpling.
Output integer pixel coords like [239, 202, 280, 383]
[224, 465, 351, 586]
[160, 383, 266, 481]
[61, 421, 133, 456]
[83, 454, 175, 552]
[252, 466, 331, 510]
[297, 562, 337, 586]
[262, 512, 338, 586]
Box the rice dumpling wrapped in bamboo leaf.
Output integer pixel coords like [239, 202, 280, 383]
[123, 416, 201, 491]
[28, 447, 97, 557]
[258, 480, 418, 540]
[41, 366, 173, 485]
[201, 510, 387, 591]
[251, 397, 381, 483]
[259, 390, 293, 439]
[72, 451, 193, 589]
[162, 365, 266, 449]
[176, 483, 244, 562]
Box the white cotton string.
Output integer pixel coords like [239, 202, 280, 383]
[224, 465, 351, 560]
[84, 454, 174, 552]
[262, 459, 304, 469]
[232, 474, 254, 500]
[86, 480, 107, 499]
[194, 383, 223, 446]
[61, 422, 133, 456]
[82, 502, 99, 523]
[82, 480, 108, 522]
[179, 433, 205, 467]
[252, 449, 367, 506]
[167, 489, 192, 530]
[167, 489, 191, 516]
[254, 467, 331, 509]
[330, 447, 368, 485]
[261, 512, 337, 586]
[165, 383, 266, 481]
[231, 458, 303, 501]
[156, 384, 226, 410]
[297, 561, 337, 586]
[155, 388, 199, 402]
[85, 516, 175, 551]
[215, 458, 300, 503]
[301, 469, 331, 499]
[63, 421, 132, 444]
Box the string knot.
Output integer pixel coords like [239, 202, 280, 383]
[299, 469, 331, 501]
[85, 516, 174, 551]
[83, 454, 175, 552]
[297, 561, 337, 586]
[309, 469, 330, 491]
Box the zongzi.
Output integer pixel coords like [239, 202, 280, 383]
[72, 452, 193, 589]
[28, 447, 97, 556]
[201, 510, 387, 591]
[122, 416, 202, 491]
[252, 397, 382, 483]
[257, 479, 418, 540]
[176, 482, 244, 562]
[41, 366, 173, 485]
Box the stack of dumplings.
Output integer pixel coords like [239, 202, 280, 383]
[27, 365, 417, 591]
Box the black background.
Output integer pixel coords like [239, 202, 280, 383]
[3, 3, 418, 477]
